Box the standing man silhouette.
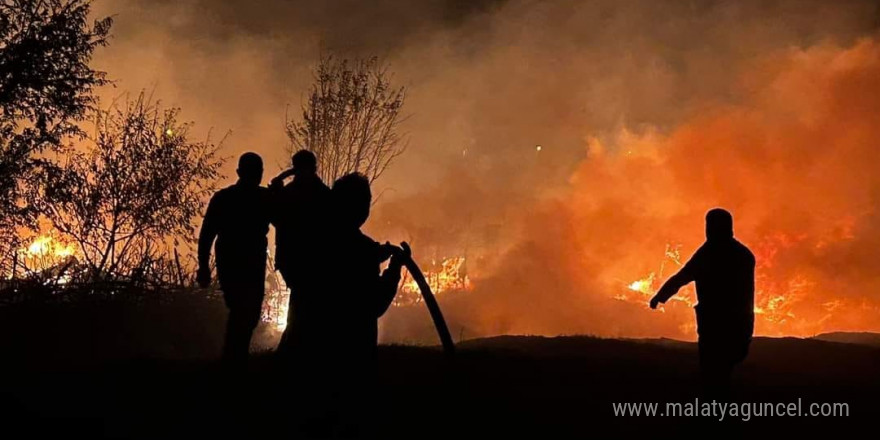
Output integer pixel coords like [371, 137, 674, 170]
[327, 172, 405, 436]
[330, 172, 405, 360]
[650, 208, 755, 398]
[269, 150, 331, 355]
[198, 152, 272, 367]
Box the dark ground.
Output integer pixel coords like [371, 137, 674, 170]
[0, 299, 877, 438]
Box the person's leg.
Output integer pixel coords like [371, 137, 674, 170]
[727, 338, 750, 399]
[699, 339, 732, 401]
[222, 284, 264, 369]
[222, 290, 249, 368]
[239, 294, 263, 366]
[338, 349, 378, 438]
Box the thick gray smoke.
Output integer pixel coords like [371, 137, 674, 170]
[91, 0, 880, 342]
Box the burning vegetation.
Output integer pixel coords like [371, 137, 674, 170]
[397, 256, 472, 306]
[10, 232, 78, 283]
[4, 0, 880, 345]
[372, 34, 880, 343]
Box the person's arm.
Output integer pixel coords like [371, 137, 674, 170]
[269, 169, 296, 190]
[375, 242, 408, 318]
[650, 250, 699, 309]
[197, 195, 220, 287]
[377, 242, 397, 263]
[267, 170, 295, 227]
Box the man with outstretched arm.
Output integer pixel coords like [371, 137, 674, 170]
[650, 208, 755, 398]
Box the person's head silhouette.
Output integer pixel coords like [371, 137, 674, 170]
[237, 152, 263, 186]
[705, 208, 734, 242]
[332, 172, 371, 229]
[291, 150, 318, 176]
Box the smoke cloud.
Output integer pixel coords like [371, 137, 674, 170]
[90, 0, 880, 342]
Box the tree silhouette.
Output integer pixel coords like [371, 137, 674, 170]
[0, 0, 111, 272]
[285, 55, 407, 184]
[38, 92, 224, 282]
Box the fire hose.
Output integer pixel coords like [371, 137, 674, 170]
[401, 256, 456, 357]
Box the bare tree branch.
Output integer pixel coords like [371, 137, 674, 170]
[284, 55, 407, 185]
[36, 91, 225, 283]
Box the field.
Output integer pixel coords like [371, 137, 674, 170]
[1, 299, 877, 438]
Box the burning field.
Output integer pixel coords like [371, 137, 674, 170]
[5, 0, 873, 345]
[372, 30, 880, 342]
[6, 2, 880, 437]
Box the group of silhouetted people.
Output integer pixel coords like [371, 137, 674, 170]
[197, 150, 756, 434]
[197, 150, 407, 436]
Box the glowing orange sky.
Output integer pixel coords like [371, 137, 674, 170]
[86, 0, 880, 341]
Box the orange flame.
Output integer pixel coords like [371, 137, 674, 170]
[260, 256, 473, 331]
[24, 234, 76, 259]
[401, 256, 472, 297]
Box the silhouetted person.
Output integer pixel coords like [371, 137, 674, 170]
[650, 208, 755, 398]
[198, 152, 271, 368]
[330, 172, 404, 359]
[323, 172, 405, 436]
[269, 150, 332, 356]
